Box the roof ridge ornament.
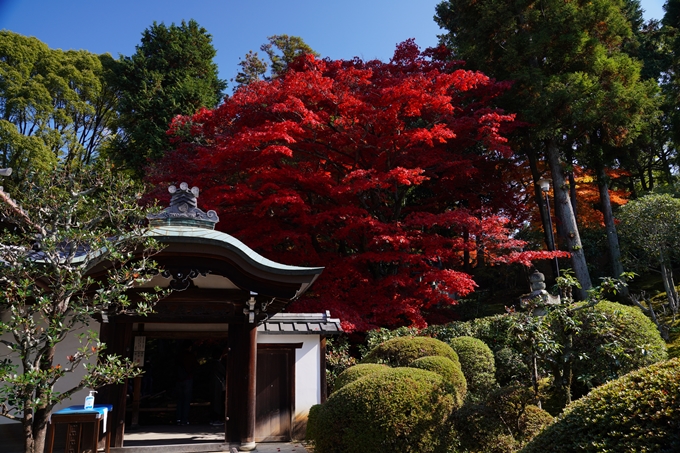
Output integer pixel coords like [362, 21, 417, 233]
[147, 182, 219, 229]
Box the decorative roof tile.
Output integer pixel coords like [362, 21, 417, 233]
[258, 311, 343, 335]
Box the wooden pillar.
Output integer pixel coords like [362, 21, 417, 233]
[226, 321, 258, 448]
[241, 323, 258, 451]
[320, 336, 328, 403]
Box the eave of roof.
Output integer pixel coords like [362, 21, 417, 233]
[147, 225, 324, 277]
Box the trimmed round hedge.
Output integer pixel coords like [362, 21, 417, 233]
[361, 336, 460, 368]
[332, 363, 389, 393]
[520, 358, 680, 453]
[570, 301, 667, 392]
[309, 367, 456, 453]
[448, 336, 497, 401]
[410, 356, 467, 407]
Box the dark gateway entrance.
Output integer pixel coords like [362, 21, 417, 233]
[95, 183, 325, 451]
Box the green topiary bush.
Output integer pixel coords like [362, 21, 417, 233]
[306, 403, 322, 441]
[309, 367, 456, 453]
[448, 336, 497, 401]
[361, 336, 459, 368]
[331, 363, 389, 393]
[453, 384, 553, 453]
[410, 356, 467, 407]
[520, 358, 680, 453]
[571, 301, 667, 392]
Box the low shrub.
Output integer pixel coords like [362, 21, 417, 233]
[448, 336, 497, 401]
[309, 367, 456, 453]
[520, 358, 680, 453]
[361, 336, 459, 368]
[570, 301, 668, 393]
[454, 384, 553, 453]
[331, 363, 389, 393]
[410, 356, 467, 407]
[306, 403, 322, 441]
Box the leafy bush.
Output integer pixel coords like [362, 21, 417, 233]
[448, 336, 497, 401]
[361, 336, 459, 368]
[410, 356, 467, 407]
[571, 301, 667, 392]
[306, 403, 322, 441]
[309, 367, 456, 453]
[494, 347, 530, 386]
[363, 326, 420, 354]
[425, 314, 519, 351]
[332, 363, 389, 393]
[454, 384, 553, 453]
[325, 335, 357, 395]
[521, 358, 680, 453]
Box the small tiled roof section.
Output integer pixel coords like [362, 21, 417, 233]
[259, 311, 343, 335]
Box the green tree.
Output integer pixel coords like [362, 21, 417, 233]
[617, 193, 680, 314]
[109, 20, 226, 175]
[234, 34, 319, 86]
[0, 31, 118, 177]
[435, 0, 649, 296]
[0, 164, 166, 453]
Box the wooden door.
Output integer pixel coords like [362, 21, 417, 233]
[255, 348, 294, 442]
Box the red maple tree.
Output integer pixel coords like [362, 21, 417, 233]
[150, 41, 565, 331]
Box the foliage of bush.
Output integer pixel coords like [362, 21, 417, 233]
[325, 335, 358, 393]
[494, 347, 530, 386]
[409, 356, 467, 407]
[448, 336, 497, 401]
[361, 336, 459, 368]
[570, 301, 667, 392]
[308, 367, 456, 453]
[363, 326, 421, 354]
[454, 384, 553, 453]
[332, 363, 389, 393]
[425, 314, 519, 351]
[306, 403, 322, 441]
[520, 358, 680, 453]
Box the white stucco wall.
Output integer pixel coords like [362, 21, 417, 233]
[0, 314, 99, 425]
[257, 333, 321, 422]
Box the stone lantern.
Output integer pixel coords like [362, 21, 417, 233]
[520, 269, 560, 316]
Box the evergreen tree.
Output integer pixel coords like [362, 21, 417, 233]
[234, 35, 319, 87]
[109, 20, 226, 175]
[435, 0, 653, 295]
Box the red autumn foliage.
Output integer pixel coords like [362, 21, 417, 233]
[150, 40, 564, 331]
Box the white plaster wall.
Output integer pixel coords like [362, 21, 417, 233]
[257, 333, 320, 418]
[0, 315, 99, 425]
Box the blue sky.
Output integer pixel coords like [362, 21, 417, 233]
[0, 0, 668, 89]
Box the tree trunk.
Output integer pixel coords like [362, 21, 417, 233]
[660, 259, 679, 315]
[546, 139, 592, 298]
[463, 229, 471, 272]
[562, 331, 573, 406]
[528, 150, 553, 252]
[568, 170, 578, 225]
[595, 164, 626, 287]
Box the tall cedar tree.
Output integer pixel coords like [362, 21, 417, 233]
[109, 20, 226, 176]
[435, 0, 653, 295]
[150, 41, 566, 331]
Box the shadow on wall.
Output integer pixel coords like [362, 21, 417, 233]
[292, 412, 309, 441]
